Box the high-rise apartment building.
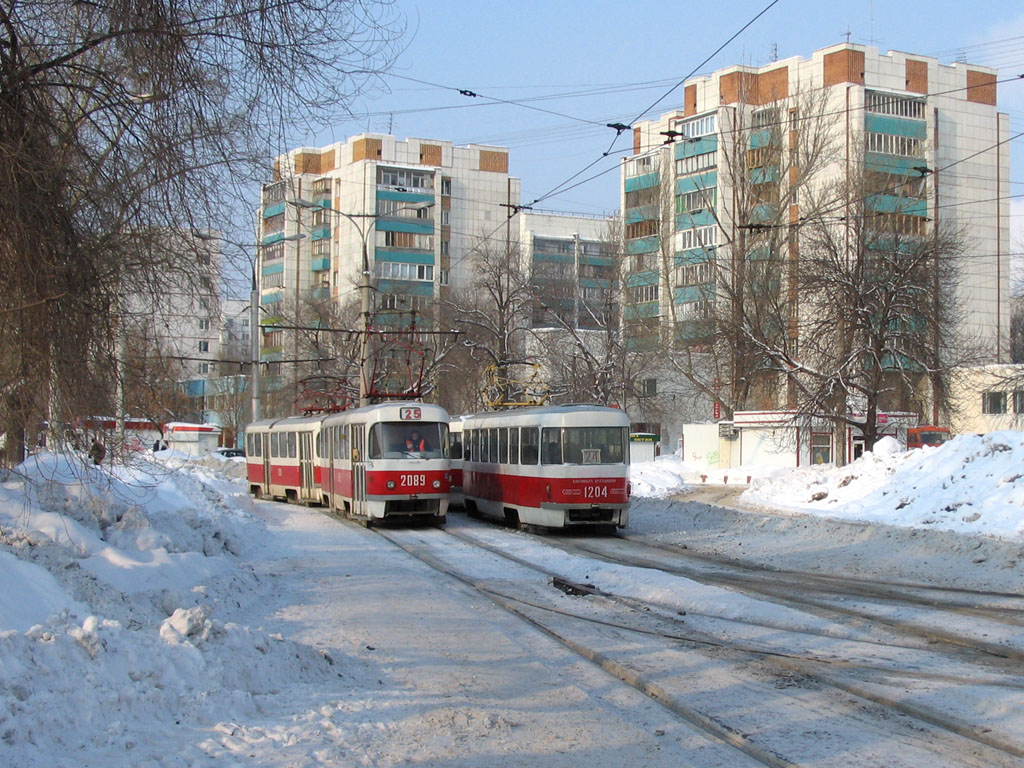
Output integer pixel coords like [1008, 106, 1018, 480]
[257, 134, 521, 405]
[623, 42, 1011, 450]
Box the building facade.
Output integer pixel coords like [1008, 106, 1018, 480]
[623, 42, 1011, 458]
[257, 134, 522, 408]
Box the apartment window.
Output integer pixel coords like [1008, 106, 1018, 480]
[199, 362, 210, 374]
[377, 167, 433, 190]
[263, 242, 284, 261]
[264, 330, 282, 348]
[198, 318, 210, 331]
[379, 230, 433, 251]
[198, 341, 209, 353]
[675, 261, 713, 286]
[264, 271, 284, 288]
[871, 213, 928, 237]
[375, 261, 434, 282]
[440, 210, 450, 226]
[263, 212, 284, 232]
[631, 284, 659, 303]
[752, 108, 780, 129]
[641, 378, 657, 396]
[983, 391, 1007, 414]
[262, 181, 286, 204]
[311, 177, 331, 195]
[625, 219, 658, 240]
[678, 299, 714, 319]
[441, 177, 451, 196]
[440, 240, 449, 256]
[866, 132, 922, 157]
[676, 188, 716, 214]
[865, 91, 925, 120]
[676, 226, 717, 251]
[675, 151, 716, 176]
[439, 270, 449, 286]
[312, 240, 330, 257]
[671, 113, 717, 139]
[626, 154, 656, 178]
[1014, 390, 1024, 414]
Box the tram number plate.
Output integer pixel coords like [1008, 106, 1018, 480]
[401, 474, 426, 487]
[584, 485, 608, 499]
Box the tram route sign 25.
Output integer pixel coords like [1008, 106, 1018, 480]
[399, 407, 422, 421]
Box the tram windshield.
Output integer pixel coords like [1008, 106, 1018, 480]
[541, 426, 627, 465]
[367, 422, 449, 460]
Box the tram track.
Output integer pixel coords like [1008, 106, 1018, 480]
[545, 532, 1024, 661]
[367, 518, 1024, 767]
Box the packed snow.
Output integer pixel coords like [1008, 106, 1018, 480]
[1, 433, 1021, 766]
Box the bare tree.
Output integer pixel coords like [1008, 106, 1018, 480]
[443, 233, 537, 408]
[0, 0, 403, 464]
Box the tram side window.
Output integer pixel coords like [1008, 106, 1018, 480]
[488, 428, 498, 463]
[541, 427, 563, 465]
[368, 427, 382, 459]
[498, 428, 508, 463]
[450, 431, 463, 460]
[287, 432, 297, 459]
[479, 429, 488, 463]
[509, 427, 519, 464]
[271, 432, 279, 458]
[315, 432, 321, 457]
[521, 427, 539, 464]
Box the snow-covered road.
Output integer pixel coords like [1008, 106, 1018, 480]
[3, 435, 1024, 767]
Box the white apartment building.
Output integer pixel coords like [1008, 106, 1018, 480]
[259, 134, 521, 334]
[623, 42, 1011, 457]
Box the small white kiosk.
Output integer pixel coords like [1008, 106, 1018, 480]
[163, 422, 222, 457]
[629, 432, 658, 463]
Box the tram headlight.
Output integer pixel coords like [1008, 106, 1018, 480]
[432, 479, 441, 489]
[386, 480, 396, 489]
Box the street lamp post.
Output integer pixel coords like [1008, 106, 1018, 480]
[291, 198, 433, 407]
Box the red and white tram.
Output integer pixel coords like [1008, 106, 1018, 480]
[318, 402, 451, 526]
[245, 415, 328, 504]
[461, 405, 630, 531]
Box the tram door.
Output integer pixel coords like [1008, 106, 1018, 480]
[260, 433, 271, 496]
[299, 431, 315, 501]
[350, 423, 366, 516]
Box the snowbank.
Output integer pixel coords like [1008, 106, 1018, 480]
[741, 431, 1024, 540]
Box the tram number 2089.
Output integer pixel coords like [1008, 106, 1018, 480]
[400, 474, 427, 487]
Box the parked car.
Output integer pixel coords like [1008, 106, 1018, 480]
[216, 446, 245, 458]
[907, 426, 951, 449]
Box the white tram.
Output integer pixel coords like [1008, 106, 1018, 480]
[245, 414, 329, 504]
[319, 402, 451, 526]
[460, 405, 631, 531]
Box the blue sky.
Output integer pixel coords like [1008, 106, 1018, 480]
[302, 0, 1024, 226]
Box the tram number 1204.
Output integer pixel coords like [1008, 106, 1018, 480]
[584, 485, 608, 499]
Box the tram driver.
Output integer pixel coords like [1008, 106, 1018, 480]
[405, 429, 430, 452]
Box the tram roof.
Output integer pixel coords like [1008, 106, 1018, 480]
[460, 404, 627, 422]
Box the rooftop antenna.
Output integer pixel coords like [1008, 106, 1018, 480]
[843, 26, 852, 44]
[770, 43, 778, 62]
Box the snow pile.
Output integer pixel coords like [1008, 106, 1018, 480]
[742, 431, 1024, 540]
[629, 455, 693, 498]
[0, 451, 337, 766]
